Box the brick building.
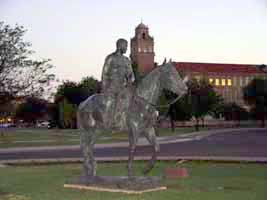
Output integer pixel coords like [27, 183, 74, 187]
[130, 23, 267, 107]
[130, 22, 155, 75]
[175, 62, 267, 107]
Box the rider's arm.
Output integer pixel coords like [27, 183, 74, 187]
[101, 56, 112, 92]
[125, 58, 135, 84]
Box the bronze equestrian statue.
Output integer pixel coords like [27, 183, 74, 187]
[77, 39, 188, 178]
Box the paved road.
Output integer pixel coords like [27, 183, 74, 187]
[0, 129, 267, 161]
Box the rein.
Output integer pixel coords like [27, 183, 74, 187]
[149, 94, 183, 109]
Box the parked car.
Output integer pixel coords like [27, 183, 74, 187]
[36, 121, 50, 128]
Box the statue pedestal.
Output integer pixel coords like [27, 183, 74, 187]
[64, 176, 166, 194]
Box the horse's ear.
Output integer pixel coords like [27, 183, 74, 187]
[168, 58, 172, 63]
[162, 58, 167, 65]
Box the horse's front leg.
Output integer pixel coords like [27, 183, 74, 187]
[143, 127, 160, 175]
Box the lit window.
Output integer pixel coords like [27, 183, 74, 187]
[138, 48, 141, 52]
[144, 48, 147, 53]
[221, 79, 226, 86]
[209, 78, 213, 84]
[227, 79, 232, 86]
[215, 79, 220, 86]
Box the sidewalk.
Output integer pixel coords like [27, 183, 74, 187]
[1, 127, 266, 154]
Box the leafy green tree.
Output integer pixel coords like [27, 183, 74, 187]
[15, 97, 48, 123]
[78, 76, 101, 101]
[56, 77, 100, 106]
[243, 78, 267, 127]
[164, 90, 192, 132]
[189, 78, 220, 131]
[54, 76, 100, 128]
[210, 94, 224, 119]
[223, 103, 249, 126]
[0, 22, 55, 104]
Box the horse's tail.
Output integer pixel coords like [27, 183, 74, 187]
[77, 100, 91, 131]
[77, 96, 99, 132]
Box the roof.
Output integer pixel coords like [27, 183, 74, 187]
[175, 62, 267, 75]
[136, 22, 148, 29]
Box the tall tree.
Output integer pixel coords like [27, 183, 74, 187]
[189, 78, 220, 131]
[0, 22, 55, 104]
[243, 78, 267, 127]
[223, 103, 249, 126]
[54, 76, 100, 128]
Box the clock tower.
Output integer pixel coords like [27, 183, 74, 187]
[130, 22, 155, 75]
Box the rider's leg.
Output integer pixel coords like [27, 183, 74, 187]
[105, 95, 116, 128]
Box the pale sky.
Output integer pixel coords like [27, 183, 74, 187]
[1, 0, 267, 82]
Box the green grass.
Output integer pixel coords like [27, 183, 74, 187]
[0, 127, 210, 148]
[0, 162, 266, 200]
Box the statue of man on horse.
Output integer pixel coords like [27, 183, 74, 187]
[77, 38, 188, 177]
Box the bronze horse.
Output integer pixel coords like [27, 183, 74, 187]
[77, 61, 188, 177]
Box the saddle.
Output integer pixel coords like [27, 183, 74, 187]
[103, 86, 158, 130]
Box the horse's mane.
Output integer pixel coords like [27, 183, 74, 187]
[136, 65, 163, 99]
[140, 65, 162, 86]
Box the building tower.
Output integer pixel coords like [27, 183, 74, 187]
[130, 22, 155, 75]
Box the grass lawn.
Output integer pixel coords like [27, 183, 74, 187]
[0, 127, 209, 148]
[0, 161, 266, 200]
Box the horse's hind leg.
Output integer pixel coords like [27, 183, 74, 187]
[78, 110, 98, 176]
[80, 128, 97, 176]
[143, 127, 160, 175]
[127, 127, 139, 178]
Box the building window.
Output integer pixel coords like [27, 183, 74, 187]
[149, 47, 153, 52]
[144, 48, 147, 53]
[240, 77, 243, 86]
[195, 75, 200, 81]
[233, 77, 236, 86]
[209, 78, 213, 84]
[246, 77, 249, 85]
[138, 47, 141, 52]
[215, 79, 220, 86]
[142, 33, 146, 39]
[221, 79, 226, 86]
[227, 79, 232, 86]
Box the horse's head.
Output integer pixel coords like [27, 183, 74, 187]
[159, 60, 188, 96]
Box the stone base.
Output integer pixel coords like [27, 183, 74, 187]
[64, 176, 166, 194]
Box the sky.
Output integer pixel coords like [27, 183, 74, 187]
[0, 0, 267, 82]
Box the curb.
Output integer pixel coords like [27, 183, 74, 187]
[1, 156, 267, 165]
[0, 128, 266, 154]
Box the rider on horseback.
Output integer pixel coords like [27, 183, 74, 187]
[101, 38, 135, 129]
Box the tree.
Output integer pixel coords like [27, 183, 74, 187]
[78, 76, 101, 101]
[243, 78, 267, 127]
[189, 78, 220, 131]
[223, 103, 249, 126]
[164, 90, 192, 132]
[0, 21, 55, 104]
[15, 97, 48, 123]
[54, 76, 100, 128]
